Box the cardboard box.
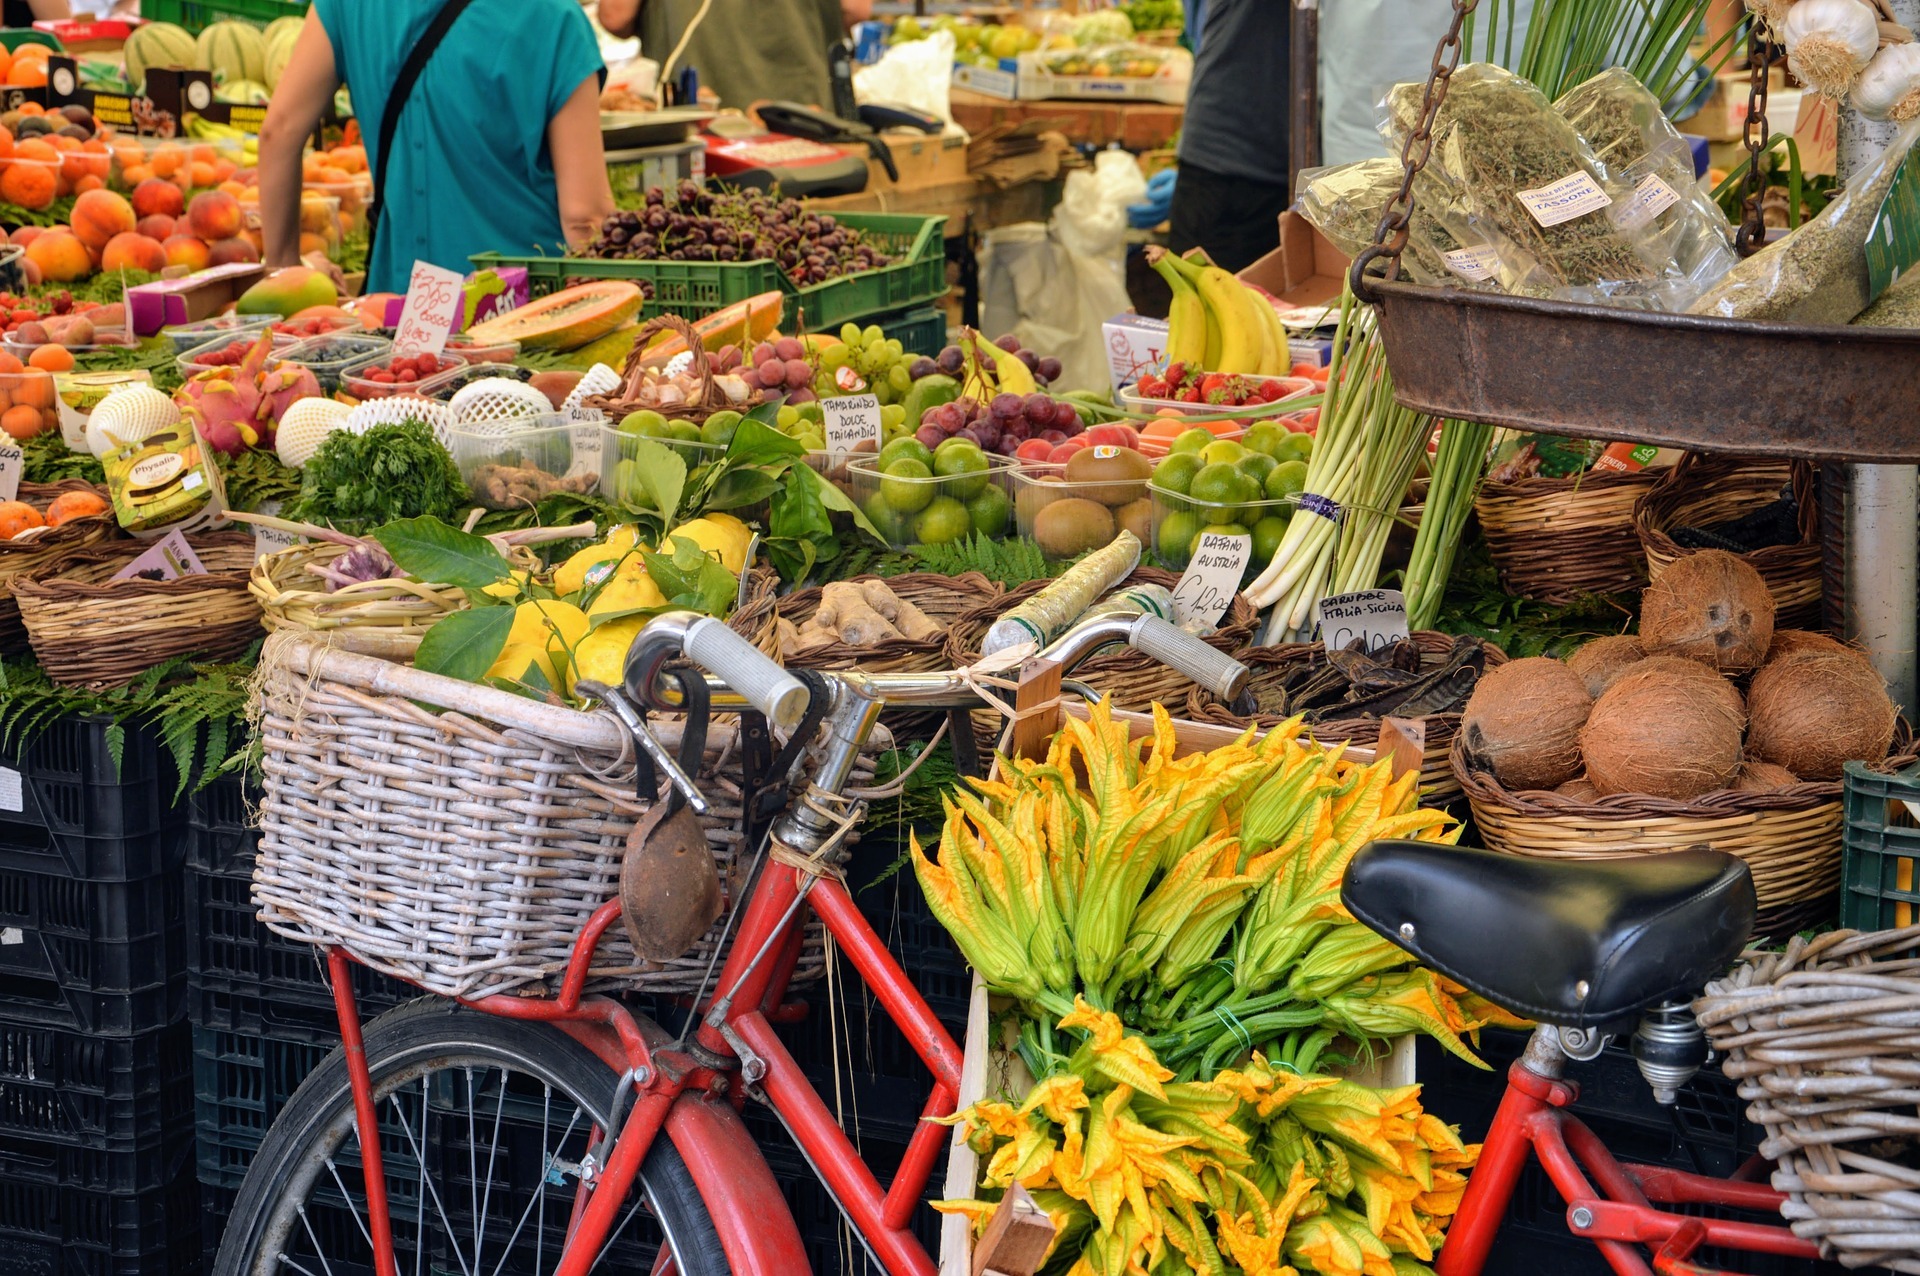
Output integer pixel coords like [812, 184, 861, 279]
[34, 19, 133, 54]
[874, 123, 969, 189]
[1678, 65, 1788, 144]
[1238, 210, 1348, 310]
[951, 53, 1190, 105]
[126, 263, 268, 336]
[1099, 312, 1169, 394]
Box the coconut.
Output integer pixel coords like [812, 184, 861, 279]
[1731, 760, 1801, 792]
[1640, 550, 1776, 673]
[1555, 775, 1601, 802]
[1766, 628, 1870, 667]
[1579, 663, 1744, 799]
[1747, 648, 1898, 780]
[1622, 655, 1746, 725]
[1459, 657, 1591, 790]
[1566, 634, 1648, 699]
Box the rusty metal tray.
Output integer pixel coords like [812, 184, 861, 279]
[1369, 278, 1920, 463]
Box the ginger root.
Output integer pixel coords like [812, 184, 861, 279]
[811, 580, 904, 647]
[857, 580, 940, 641]
[776, 616, 835, 659]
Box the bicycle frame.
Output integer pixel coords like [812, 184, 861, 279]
[1436, 1027, 1820, 1276]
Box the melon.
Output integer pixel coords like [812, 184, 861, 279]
[214, 78, 271, 105]
[124, 21, 196, 91]
[195, 20, 267, 86]
[263, 15, 304, 44]
[263, 34, 296, 90]
[466, 280, 645, 351]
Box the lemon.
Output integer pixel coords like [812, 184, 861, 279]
[605, 523, 646, 555]
[567, 617, 646, 695]
[481, 569, 531, 601]
[487, 641, 562, 690]
[587, 566, 668, 619]
[507, 599, 589, 653]
[555, 543, 635, 597]
[663, 512, 754, 574]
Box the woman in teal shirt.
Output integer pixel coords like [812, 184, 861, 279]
[258, 0, 613, 293]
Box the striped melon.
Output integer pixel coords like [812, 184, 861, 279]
[263, 23, 299, 88]
[195, 20, 267, 85]
[263, 15, 304, 44]
[122, 21, 195, 91]
[215, 78, 271, 105]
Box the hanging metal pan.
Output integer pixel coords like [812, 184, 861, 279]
[1369, 277, 1920, 463]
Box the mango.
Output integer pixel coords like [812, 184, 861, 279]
[235, 264, 338, 317]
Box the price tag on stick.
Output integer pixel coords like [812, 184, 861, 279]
[0, 441, 20, 503]
[1314, 588, 1410, 654]
[1172, 532, 1251, 630]
[822, 393, 883, 460]
[391, 260, 465, 359]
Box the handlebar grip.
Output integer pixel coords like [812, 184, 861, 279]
[1129, 615, 1249, 701]
[683, 616, 811, 730]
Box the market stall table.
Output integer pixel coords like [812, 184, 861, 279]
[948, 86, 1185, 151]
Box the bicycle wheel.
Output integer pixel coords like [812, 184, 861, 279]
[212, 999, 733, 1276]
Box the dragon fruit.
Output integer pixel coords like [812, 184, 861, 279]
[173, 333, 318, 455]
[254, 362, 321, 446]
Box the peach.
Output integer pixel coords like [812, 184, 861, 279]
[18, 257, 39, 288]
[70, 188, 135, 250]
[9, 225, 42, 248]
[25, 230, 91, 282]
[186, 189, 241, 241]
[207, 236, 258, 266]
[101, 232, 165, 274]
[130, 178, 183, 219]
[135, 214, 174, 241]
[162, 234, 210, 271]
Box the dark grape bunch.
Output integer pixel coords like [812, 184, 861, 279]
[584, 183, 893, 284]
[916, 387, 1084, 459]
[919, 334, 1064, 387]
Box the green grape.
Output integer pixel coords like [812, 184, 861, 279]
[874, 382, 894, 406]
[799, 403, 824, 423]
[881, 404, 906, 429]
[884, 339, 903, 359]
[840, 322, 862, 345]
[861, 325, 884, 347]
[823, 342, 852, 369]
[813, 372, 835, 396]
[776, 405, 800, 429]
[864, 339, 886, 360]
[887, 364, 912, 393]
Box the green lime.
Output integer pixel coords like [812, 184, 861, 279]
[700, 409, 743, 447]
[1156, 509, 1202, 568]
[1266, 459, 1308, 502]
[1251, 514, 1289, 566]
[933, 445, 991, 500]
[613, 459, 645, 506]
[619, 409, 670, 437]
[966, 484, 1011, 536]
[879, 437, 935, 473]
[863, 492, 913, 544]
[881, 458, 935, 513]
[667, 420, 702, 444]
[914, 496, 972, 545]
[1190, 522, 1251, 559]
[1170, 428, 1213, 456]
[1276, 432, 1314, 464]
[1201, 439, 1247, 467]
[1243, 421, 1287, 458]
[1237, 452, 1277, 489]
[1152, 452, 1203, 495]
[1187, 462, 1245, 508]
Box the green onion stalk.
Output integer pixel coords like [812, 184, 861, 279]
[1402, 417, 1496, 631]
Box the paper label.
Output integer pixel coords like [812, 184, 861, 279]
[1611, 174, 1681, 231]
[111, 528, 206, 582]
[1315, 588, 1411, 653]
[1441, 245, 1501, 282]
[391, 260, 465, 359]
[1515, 171, 1612, 227]
[0, 441, 19, 503]
[1867, 151, 1920, 304]
[252, 523, 304, 562]
[0, 766, 19, 813]
[823, 393, 882, 459]
[0, 928, 19, 947]
[1172, 532, 1250, 629]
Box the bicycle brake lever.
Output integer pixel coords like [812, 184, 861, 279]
[576, 680, 713, 817]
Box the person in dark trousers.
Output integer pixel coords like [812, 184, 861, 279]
[1168, 0, 1290, 274]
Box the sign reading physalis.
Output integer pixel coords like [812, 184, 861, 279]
[104, 423, 226, 532]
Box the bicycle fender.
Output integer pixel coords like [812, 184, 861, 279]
[668, 1094, 813, 1274]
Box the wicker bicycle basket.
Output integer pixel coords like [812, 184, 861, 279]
[1635, 452, 1822, 630]
[1452, 735, 1917, 939]
[1186, 632, 1508, 804]
[1476, 464, 1667, 603]
[249, 632, 883, 1001]
[0, 479, 116, 656]
[1696, 926, 1920, 1274]
[763, 571, 1004, 674]
[15, 531, 261, 687]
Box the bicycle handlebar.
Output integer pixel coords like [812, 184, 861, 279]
[625, 612, 811, 730]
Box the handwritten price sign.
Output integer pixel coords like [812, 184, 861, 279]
[391, 260, 465, 359]
[1314, 588, 1409, 653]
[1172, 532, 1250, 629]
[0, 441, 19, 502]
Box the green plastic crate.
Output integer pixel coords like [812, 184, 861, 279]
[875, 305, 948, 358]
[471, 212, 948, 334]
[136, 0, 306, 33]
[1840, 758, 1920, 930]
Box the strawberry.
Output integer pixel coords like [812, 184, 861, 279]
[1162, 361, 1186, 388]
[1177, 385, 1203, 403]
[1200, 372, 1229, 400]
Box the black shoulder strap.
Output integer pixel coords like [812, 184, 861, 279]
[365, 0, 479, 269]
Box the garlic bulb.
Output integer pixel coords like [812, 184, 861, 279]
[1746, 0, 1796, 33]
[1854, 41, 1920, 118]
[1784, 0, 1883, 98]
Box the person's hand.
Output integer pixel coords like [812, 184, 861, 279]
[302, 251, 351, 294]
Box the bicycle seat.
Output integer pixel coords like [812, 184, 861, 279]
[1342, 842, 1755, 1029]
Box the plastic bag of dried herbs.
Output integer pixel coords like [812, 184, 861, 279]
[1853, 270, 1920, 327]
[1690, 118, 1920, 324]
[1556, 68, 1737, 307]
[1379, 64, 1677, 307]
[1295, 157, 1497, 287]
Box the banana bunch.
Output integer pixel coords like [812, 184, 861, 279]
[187, 115, 259, 165]
[1149, 245, 1291, 377]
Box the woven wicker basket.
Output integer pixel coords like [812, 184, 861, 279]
[581, 314, 730, 423]
[250, 633, 883, 1001]
[1186, 632, 1508, 804]
[762, 572, 1003, 673]
[1635, 453, 1821, 630]
[1476, 465, 1667, 603]
[0, 479, 116, 657]
[1697, 927, 1920, 1274]
[1451, 735, 1917, 938]
[16, 531, 262, 687]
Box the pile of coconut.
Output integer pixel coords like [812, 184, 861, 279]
[1458, 550, 1900, 800]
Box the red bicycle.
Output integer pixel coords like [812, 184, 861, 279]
[211, 608, 1250, 1276]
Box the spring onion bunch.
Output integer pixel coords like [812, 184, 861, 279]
[1403, 418, 1497, 631]
[1243, 286, 1435, 640]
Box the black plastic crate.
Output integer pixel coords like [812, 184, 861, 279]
[0, 866, 187, 1034]
[202, 1177, 430, 1276]
[0, 714, 185, 881]
[188, 867, 414, 1014]
[0, 1116, 195, 1194]
[0, 1159, 199, 1276]
[189, 971, 412, 1044]
[185, 771, 259, 877]
[843, 835, 972, 1018]
[0, 1020, 192, 1148]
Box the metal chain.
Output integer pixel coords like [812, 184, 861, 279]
[1350, 0, 1475, 301]
[1736, 19, 1774, 257]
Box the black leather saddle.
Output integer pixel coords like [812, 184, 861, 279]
[1342, 842, 1755, 1029]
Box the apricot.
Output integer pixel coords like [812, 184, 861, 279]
[0, 500, 44, 535]
[11, 369, 55, 410]
[6, 226, 36, 249]
[0, 158, 55, 210]
[186, 189, 241, 241]
[44, 490, 107, 526]
[0, 404, 48, 440]
[119, 163, 153, 187]
[135, 214, 174, 241]
[162, 234, 210, 271]
[0, 126, 13, 164]
[24, 229, 89, 281]
[100, 231, 165, 274]
[27, 343, 72, 371]
[7, 63, 47, 88]
[148, 144, 185, 178]
[71, 189, 135, 249]
[189, 161, 220, 190]
[0, 350, 26, 373]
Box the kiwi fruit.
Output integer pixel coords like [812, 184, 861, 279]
[1115, 496, 1153, 545]
[1033, 498, 1117, 558]
[1063, 445, 1152, 506]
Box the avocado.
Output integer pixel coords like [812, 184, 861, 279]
[901, 373, 960, 429]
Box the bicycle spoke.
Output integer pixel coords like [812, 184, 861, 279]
[476, 1065, 509, 1274]
[389, 1091, 474, 1276]
[486, 1101, 586, 1276]
[294, 1205, 340, 1276]
[322, 1156, 371, 1252]
[467, 1067, 481, 1275]
[278, 1256, 327, 1276]
[415, 1074, 429, 1276]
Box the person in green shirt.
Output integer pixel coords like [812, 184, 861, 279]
[257, 0, 615, 293]
[597, 0, 869, 111]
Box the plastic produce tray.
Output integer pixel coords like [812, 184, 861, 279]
[0, 866, 186, 1034]
[188, 868, 415, 1015]
[0, 1020, 192, 1149]
[0, 1153, 200, 1276]
[1840, 758, 1920, 931]
[0, 713, 186, 881]
[471, 212, 948, 333]
[135, 0, 305, 31]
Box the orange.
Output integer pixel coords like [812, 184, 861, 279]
[14, 100, 40, 116]
[0, 160, 56, 211]
[27, 344, 71, 372]
[8, 63, 48, 88]
[44, 134, 76, 153]
[0, 404, 46, 440]
[0, 500, 43, 536]
[0, 127, 14, 165]
[43, 490, 106, 526]
[13, 138, 56, 163]
[0, 47, 15, 84]
[15, 43, 52, 62]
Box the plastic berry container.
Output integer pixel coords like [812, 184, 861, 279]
[176, 334, 260, 380]
[841, 456, 1017, 549]
[444, 333, 521, 364]
[163, 312, 278, 357]
[0, 368, 61, 440]
[268, 313, 364, 347]
[274, 333, 392, 394]
[421, 361, 536, 403]
[341, 349, 470, 400]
